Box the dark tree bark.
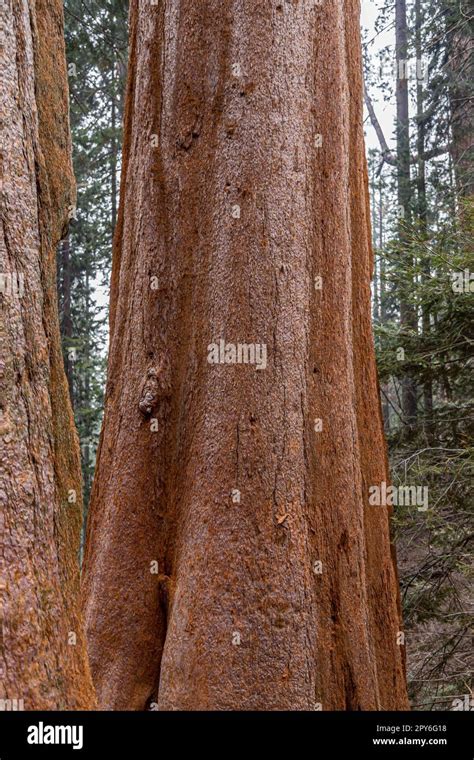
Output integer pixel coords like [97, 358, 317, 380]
[415, 0, 433, 439]
[377, 178, 391, 432]
[395, 0, 418, 435]
[83, 0, 409, 711]
[447, 3, 474, 202]
[0, 0, 95, 709]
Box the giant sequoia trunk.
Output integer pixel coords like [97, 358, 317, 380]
[83, 0, 409, 711]
[0, 0, 95, 709]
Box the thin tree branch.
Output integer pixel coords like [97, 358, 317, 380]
[364, 86, 398, 167]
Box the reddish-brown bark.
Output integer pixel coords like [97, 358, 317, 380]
[83, 0, 409, 710]
[0, 0, 95, 709]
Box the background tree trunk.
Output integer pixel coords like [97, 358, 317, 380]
[395, 0, 418, 435]
[58, 236, 74, 400]
[0, 0, 95, 709]
[447, 2, 473, 203]
[83, 0, 409, 711]
[415, 0, 433, 440]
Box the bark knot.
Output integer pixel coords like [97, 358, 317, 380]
[138, 359, 171, 416]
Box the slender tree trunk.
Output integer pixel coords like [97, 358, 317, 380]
[395, 0, 412, 224]
[373, 255, 380, 323]
[370, 164, 380, 324]
[82, 266, 92, 506]
[59, 236, 75, 401]
[110, 10, 118, 236]
[0, 0, 95, 708]
[83, 0, 409, 711]
[415, 0, 433, 440]
[111, 99, 118, 235]
[395, 0, 417, 435]
[378, 178, 391, 431]
[447, 3, 474, 202]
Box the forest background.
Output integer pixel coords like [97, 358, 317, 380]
[59, 0, 473, 710]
